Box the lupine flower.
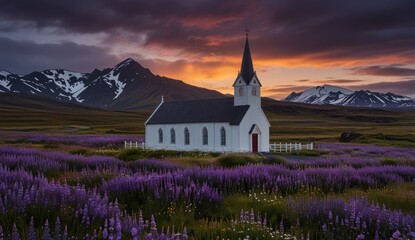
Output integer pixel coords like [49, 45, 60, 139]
[356, 233, 365, 239]
[392, 230, 401, 239]
[27, 217, 36, 240]
[55, 217, 61, 240]
[11, 224, 20, 240]
[42, 220, 52, 240]
[62, 226, 68, 240]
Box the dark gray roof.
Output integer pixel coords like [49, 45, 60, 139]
[146, 98, 250, 125]
[240, 37, 255, 85]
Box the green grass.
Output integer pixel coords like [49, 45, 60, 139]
[116, 148, 220, 161]
[2, 97, 415, 147]
[342, 183, 415, 214]
[217, 154, 260, 167]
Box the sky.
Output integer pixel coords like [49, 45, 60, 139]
[0, 0, 414, 99]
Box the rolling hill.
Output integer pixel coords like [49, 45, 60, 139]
[1, 93, 414, 146]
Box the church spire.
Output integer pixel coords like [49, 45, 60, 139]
[240, 28, 255, 84]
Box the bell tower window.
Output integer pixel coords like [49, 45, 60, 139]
[238, 87, 244, 96]
[252, 87, 257, 96]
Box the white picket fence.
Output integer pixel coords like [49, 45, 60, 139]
[124, 141, 146, 149]
[124, 141, 313, 152]
[269, 142, 313, 153]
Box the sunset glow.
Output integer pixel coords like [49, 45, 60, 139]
[0, 0, 414, 98]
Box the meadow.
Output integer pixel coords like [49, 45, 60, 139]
[0, 132, 414, 239]
[1, 96, 415, 147]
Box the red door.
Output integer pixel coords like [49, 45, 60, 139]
[252, 134, 258, 153]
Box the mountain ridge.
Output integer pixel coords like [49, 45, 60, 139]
[2, 60, 415, 111]
[284, 84, 415, 109]
[0, 58, 225, 110]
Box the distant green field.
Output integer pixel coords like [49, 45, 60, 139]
[1, 96, 414, 147]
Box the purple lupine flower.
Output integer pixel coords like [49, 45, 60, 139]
[146, 233, 152, 240]
[131, 227, 138, 240]
[12, 223, 20, 240]
[42, 219, 52, 240]
[116, 218, 122, 240]
[182, 227, 188, 240]
[357, 233, 365, 239]
[322, 224, 327, 235]
[138, 210, 144, 234]
[27, 217, 36, 240]
[250, 208, 255, 224]
[55, 217, 61, 240]
[328, 211, 333, 223]
[392, 230, 401, 239]
[374, 230, 379, 240]
[62, 226, 68, 240]
[103, 220, 108, 239]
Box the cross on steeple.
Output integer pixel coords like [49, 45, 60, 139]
[244, 26, 249, 38]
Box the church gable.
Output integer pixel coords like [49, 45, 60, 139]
[232, 75, 247, 87]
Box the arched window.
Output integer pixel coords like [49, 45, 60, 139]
[158, 128, 163, 143]
[202, 127, 208, 145]
[184, 127, 190, 145]
[238, 87, 244, 96]
[220, 127, 226, 146]
[170, 128, 176, 144]
[252, 87, 257, 96]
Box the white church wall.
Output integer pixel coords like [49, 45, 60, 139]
[145, 122, 237, 152]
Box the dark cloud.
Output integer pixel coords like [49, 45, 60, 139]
[351, 65, 415, 77]
[0, 0, 251, 34]
[348, 80, 415, 97]
[1, 0, 415, 66]
[296, 79, 310, 82]
[0, 37, 118, 73]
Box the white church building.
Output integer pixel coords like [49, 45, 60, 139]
[145, 34, 270, 152]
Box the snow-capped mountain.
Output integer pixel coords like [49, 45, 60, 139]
[0, 58, 225, 110]
[284, 84, 415, 108]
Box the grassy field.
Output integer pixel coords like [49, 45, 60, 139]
[1, 95, 415, 147]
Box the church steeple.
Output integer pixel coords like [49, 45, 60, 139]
[233, 29, 261, 107]
[240, 30, 255, 84]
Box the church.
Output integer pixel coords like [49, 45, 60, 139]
[144, 33, 270, 152]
